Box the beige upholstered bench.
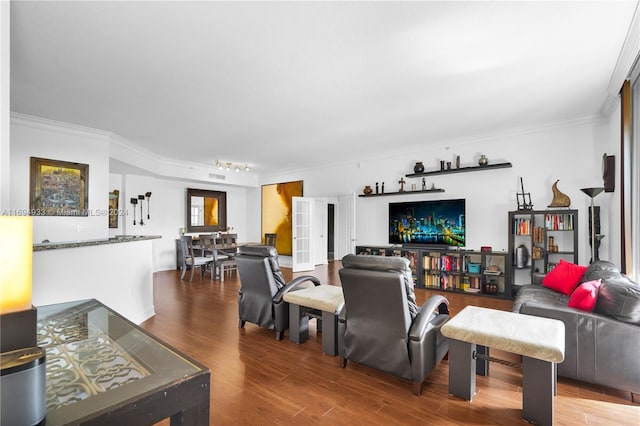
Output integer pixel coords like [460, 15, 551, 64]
[282, 285, 344, 356]
[441, 306, 564, 426]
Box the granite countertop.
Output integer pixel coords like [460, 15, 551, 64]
[33, 235, 162, 251]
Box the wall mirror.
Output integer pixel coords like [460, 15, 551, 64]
[186, 188, 227, 233]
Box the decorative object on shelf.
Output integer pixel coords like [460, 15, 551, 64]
[375, 182, 379, 194]
[413, 162, 425, 174]
[440, 160, 445, 171]
[405, 161, 512, 178]
[145, 192, 152, 220]
[515, 244, 529, 268]
[467, 263, 481, 273]
[422, 178, 426, 191]
[478, 154, 489, 166]
[602, 153, 615, 192]
[481, 246, 492, 252]
[548, 180, 571, 207]
[485, 279, 499, 294]
[398, 177, 406, 192]
[456, 155, 461, 169]
[138, 195, 145, 225]
[581, 187, 605, 263]
[517, 177, 533, 210]
[446, 161, 452, 170]
[411, 184, 417, 191]
[382, 182, 385, 193]
[130, 197, 138, 225]
[363, 185, 373, 195]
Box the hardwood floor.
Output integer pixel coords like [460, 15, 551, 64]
[141, 261, 639, 425]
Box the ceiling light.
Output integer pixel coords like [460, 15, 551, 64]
[215, 160, 251, 173]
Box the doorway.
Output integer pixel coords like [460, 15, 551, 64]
[327, 203, 335, 261]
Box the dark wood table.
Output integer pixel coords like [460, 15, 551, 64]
[37, 299, 210, 425]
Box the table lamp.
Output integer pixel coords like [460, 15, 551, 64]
[0, 216, 37, 352]
[580, 187, 605, 264]
[0, 216, 46, 426]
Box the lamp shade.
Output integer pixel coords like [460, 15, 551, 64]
[0, 216, 33, 314]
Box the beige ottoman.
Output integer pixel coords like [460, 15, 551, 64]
[441, 306, 564, 426]
[283, 285, 344, 356]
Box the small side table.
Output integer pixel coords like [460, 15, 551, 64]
[282, 285, 344, 356]
[441, 306, 564, 426]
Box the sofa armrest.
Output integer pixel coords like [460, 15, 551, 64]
[519, 301, 640, 393]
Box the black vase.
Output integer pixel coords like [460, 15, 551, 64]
[413, 162, 425, 173]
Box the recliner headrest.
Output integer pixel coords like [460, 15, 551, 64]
[341, 254, 410, 273]
[238, 245, 279, 258]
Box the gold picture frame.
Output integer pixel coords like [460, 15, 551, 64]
[30, 157, 89, 216]
[261, 180, 303, 256]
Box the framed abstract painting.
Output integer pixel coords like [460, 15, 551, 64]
[261, 180, 303, 255]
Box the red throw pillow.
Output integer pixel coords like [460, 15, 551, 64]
[542, 259, 588, 295]
[568, 279, 602, 311]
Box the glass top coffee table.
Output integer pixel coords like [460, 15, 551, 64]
[37, 299, 210, 425]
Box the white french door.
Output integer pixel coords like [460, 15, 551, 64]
[314, 198, 328, 265]
[292, 196, 314, 272]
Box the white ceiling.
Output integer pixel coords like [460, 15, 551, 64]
[9, 1, 639, 175]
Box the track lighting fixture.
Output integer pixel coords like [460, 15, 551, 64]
[215, 160, 251, 173]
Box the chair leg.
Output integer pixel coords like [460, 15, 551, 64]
[238, 319, 245, 329]
[189, 265, 195, 281]
[412, 381, 423, 396]
[180, 266, 187, 280]
[275, 330, 283, 341]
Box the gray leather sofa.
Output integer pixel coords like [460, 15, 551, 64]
[337, 254, 450, 395]
[513, 260, 640, 401]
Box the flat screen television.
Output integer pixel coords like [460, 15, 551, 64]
[389, 199, 466, 247]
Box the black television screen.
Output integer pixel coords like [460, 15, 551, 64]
[389, 199, 466, 247]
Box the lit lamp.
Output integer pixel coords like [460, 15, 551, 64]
[0, 216, 37, 352]
[0, 216, 46, 426]
[580, 187, 605, 264]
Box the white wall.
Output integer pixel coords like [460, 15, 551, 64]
[10, 114, 110, 242]
[109, 173, 250, 271]
[259, 118, 617, 265]
[33, 239, 155, 324]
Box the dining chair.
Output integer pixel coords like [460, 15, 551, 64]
[199, 234, 229, 280]
[264, 233, 277, 247]
[215, 233, 238, 281]
[178, 236, 213, 281]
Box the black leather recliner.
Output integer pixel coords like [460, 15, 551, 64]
[236, 245, 320, 340]
[337, 254, 450, 395]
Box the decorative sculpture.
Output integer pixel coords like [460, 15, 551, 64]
[398, 177, 406, 192]
[548, 180, 571, 208]
[517, 177, 533, 210]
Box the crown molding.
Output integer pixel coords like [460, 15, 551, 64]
[11, 112, 258, 187]
[602, 1, 640, 117]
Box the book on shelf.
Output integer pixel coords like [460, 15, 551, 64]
[545, 213, 574, 231]
[512, 217, 531, 235]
